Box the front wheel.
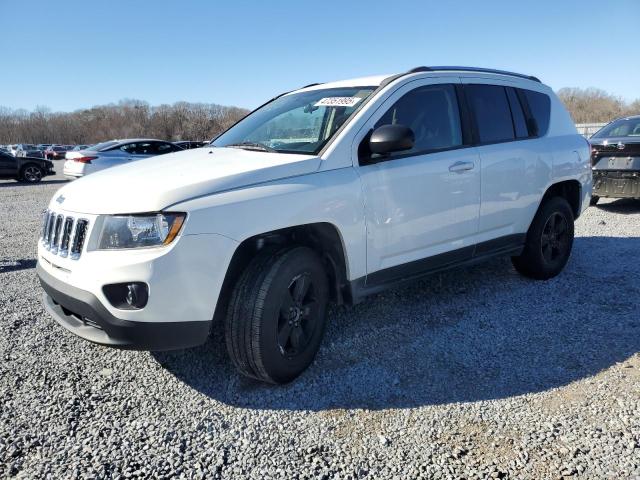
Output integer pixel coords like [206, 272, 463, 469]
[19, 164, 44, 183]
[225, 246, 329, 384]
[512, 197, 575, 280]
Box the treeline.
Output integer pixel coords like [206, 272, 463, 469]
[556, 88, 640, 124]
[0, 100, 249, 144]
[1, 88, 639, 144]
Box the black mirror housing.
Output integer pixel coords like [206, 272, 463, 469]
[369, 124, 415, 155]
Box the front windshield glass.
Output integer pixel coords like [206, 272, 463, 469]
[592, 118, 640, 139]
[212, 86, 376, 154]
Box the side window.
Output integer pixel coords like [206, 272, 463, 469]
[374, 84, 462, 154]
[465, 85, 515, 144]
[155, 142, 178, 154]
[135, 142, 154, 155]
[521, 89, 551, 137]
[506, 88, 529, 139]
[119, 143, 138, 154]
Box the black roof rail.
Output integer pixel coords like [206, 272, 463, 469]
[407, 66, 541, 83]
[299, 82, 323, 89]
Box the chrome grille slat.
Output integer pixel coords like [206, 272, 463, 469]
[50, 214, 64, 254]
[59, 217, 74, 256]
[41, 210, 50, 239]
[45, 213, 56, 248]
[71, 219, 89, 258]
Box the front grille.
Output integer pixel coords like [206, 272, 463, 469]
[41, 210, 89, 259]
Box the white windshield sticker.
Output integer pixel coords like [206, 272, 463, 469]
[314, 97, 362, 108]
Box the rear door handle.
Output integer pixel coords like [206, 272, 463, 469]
[449, 161, 475, 173]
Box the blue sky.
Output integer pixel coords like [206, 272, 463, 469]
[1, 0, 638, 112]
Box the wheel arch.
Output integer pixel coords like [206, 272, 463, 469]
[541, 179, 582, 219]
[213, 222, 352, 323]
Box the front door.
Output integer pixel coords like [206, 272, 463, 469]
[0, 152, 17, 175]
[356, 80, 481, 283]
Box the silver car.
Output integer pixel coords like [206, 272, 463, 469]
[63, 139, 183, 179]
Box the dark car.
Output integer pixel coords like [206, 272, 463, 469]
[45, 145, 71, 160]
[589, 115, 640, 205]
[0, 151, 55, 183]
[173, 140, 208, 150]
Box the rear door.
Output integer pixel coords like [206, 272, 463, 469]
[463, 82, 545, 242]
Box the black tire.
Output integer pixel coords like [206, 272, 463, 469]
[512, 196, 575, 280]
[225, 246, 329, 384]
[589, 195, 599, 206]
[19, 164, 44, 183]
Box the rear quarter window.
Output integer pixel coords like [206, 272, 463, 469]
[522, 89, 551, 137]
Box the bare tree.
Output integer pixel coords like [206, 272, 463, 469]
[556, 87, 640, 124]
[0, 100, 249, 144]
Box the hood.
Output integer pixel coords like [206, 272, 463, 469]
[53, 147, 321, 214]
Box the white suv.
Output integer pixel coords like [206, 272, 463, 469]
[37, 66, 592, 384]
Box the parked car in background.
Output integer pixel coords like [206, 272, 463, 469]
[16, 144, 44, 158]
[37, 144, 53, 151]
[589, 115, 640, 205]
[0, 150, 55, 183]
[38, 66, 591, 384]
[45, 145, 71, 160]
[68, 145, 91, 152]
[63, 139, 183, 179]
[174, 140, 208, 150]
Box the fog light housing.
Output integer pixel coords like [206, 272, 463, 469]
[103, 282, 149, 310]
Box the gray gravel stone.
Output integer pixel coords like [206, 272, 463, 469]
[1, 169, 639, 479]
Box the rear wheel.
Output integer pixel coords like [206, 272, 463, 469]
[589, 195, 599, 206]
[19, 164, 44, 183]
[225, 246, 329, 384]
[512, 196, 574, 280]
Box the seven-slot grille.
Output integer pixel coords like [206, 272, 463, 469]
[41, 210, 89, 259]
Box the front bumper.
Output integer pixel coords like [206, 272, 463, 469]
[593, 170, 640, 198]
[38, 263, 211, 350]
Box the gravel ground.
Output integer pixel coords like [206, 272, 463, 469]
[1, 166, 639, 479]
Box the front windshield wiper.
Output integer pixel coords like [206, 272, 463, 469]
[224, 142, 276, 152]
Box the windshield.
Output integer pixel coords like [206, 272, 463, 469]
[592, 117, 640, 139]
[212, 86, 376, 154]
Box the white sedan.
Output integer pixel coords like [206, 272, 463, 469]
[63, 139, 184, 179]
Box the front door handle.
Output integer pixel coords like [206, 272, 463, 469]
[449, 161, 475, 173]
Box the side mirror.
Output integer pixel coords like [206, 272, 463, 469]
[369, 124, 415, 156]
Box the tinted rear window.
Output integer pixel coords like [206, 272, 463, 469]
[522, 90, 551, 137]
[91, 141, 120, 151]
[466, 85, 515, 143]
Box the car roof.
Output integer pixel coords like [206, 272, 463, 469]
[300, 75, 392, 91]
[296, 66, 546, 93]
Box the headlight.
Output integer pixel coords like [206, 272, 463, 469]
[97, 212, 186, 250]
